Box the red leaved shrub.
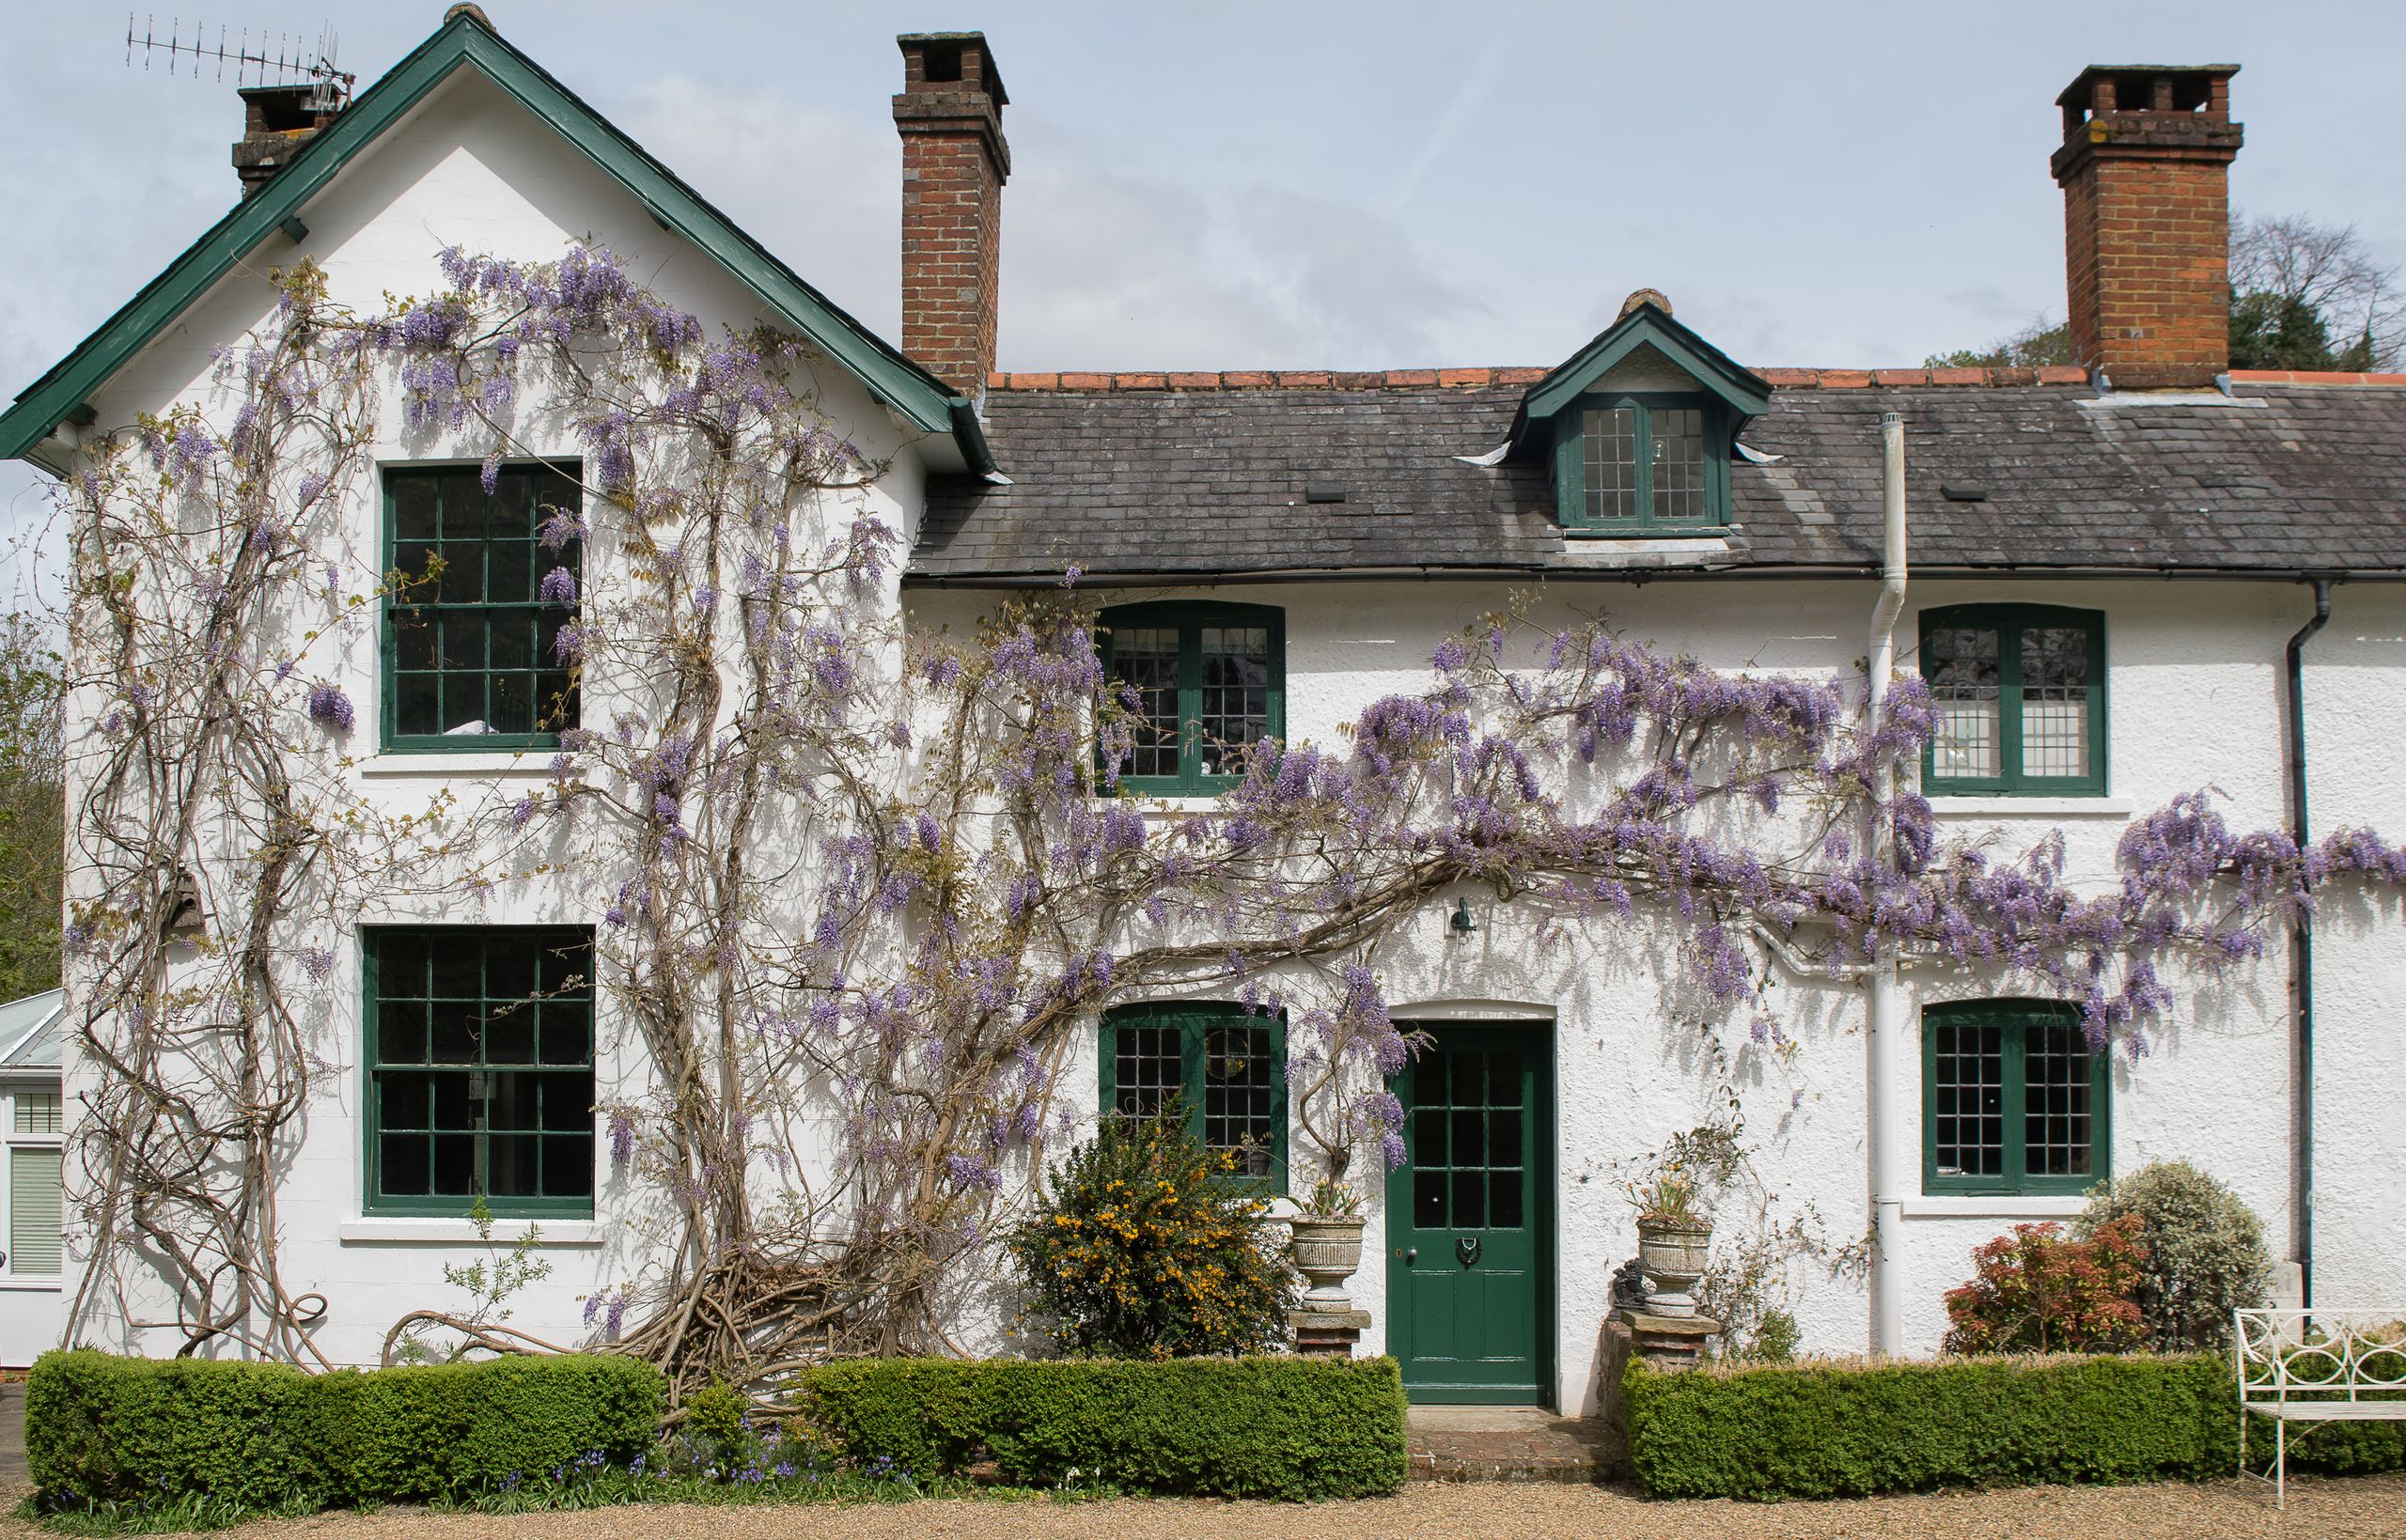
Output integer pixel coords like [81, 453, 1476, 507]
[1941, 1217, 2148, 1354]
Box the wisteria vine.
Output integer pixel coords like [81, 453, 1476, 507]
[55, 240, 2406, 1396]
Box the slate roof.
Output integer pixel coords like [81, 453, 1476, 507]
[909, 373, 2406, 582]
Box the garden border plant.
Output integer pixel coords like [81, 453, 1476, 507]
[52, 234, 2406, 1405]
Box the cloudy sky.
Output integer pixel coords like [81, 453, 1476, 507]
[3, 1, 2402, 599]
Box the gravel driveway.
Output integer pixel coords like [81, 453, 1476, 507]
[7, 1474, 2403, 1540]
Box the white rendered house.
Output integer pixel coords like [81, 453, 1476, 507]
[4, 15, 2402, 1415]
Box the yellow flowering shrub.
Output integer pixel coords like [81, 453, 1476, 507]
[1008, 1101, 1296, 1358]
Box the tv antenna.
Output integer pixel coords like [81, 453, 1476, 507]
[125, 15, 355, 112]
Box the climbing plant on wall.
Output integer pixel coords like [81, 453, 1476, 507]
[55, 241, 2406, 1397]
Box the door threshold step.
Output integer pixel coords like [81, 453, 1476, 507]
[1405, 1405, 1625, 1483]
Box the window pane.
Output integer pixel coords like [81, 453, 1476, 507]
[1929, 626, 2001, 780]
[1649, 407, 1707, 522]
[1931, 1018, 2006, 1177]
[2020, 626, 2091, 780]
[1113, 1023, 1180, 1120]
[2024, 1019, 2094, 1176]
[1583, 406, 1638, 521]
[1201, 1023, 1276, 1164]
[1196, 627, 1270, 777]
[1110, 627, 1181, 779]
[12, 1091, 61, 1135]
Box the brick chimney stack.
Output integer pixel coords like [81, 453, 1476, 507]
[2051, 65, 2244, 390]
[894, 33, 1009, 398]
[233, 84, 340, 199]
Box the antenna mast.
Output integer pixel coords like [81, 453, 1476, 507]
[124, 14, 355, 110]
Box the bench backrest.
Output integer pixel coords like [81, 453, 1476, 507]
[2236, 1308, 2406, 1406]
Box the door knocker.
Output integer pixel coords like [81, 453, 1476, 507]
[1456, 1235, 1481, 1267]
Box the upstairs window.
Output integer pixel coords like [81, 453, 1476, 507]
[1099, 601, 1284, 795]
[1101, 1003, 1286, 1186]
[1555, 395, 1729, 534]
[1920, 605, 2105, 797]
[1924, 1001, 2108, 1196]
[384, 465, 582, 752]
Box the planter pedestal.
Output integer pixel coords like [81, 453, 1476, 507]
[1291, 1306, 1371, 1357]
[1598, 1305, 1721, 1433]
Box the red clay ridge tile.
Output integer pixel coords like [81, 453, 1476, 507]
[1276, 370, 1334, 387]
[1814, 369, 1875, 389]
[1385, 368, 1439, 386]
[1927, 367, 1990, 386]
[2229, 368, 2406, 386]
[1166, 371, 1220, 390]
[1495, 366, 1549, 385]
[2036, 366, 2089, 384]
[1055, 371, 1111, 390]
[1221, 370, 1274, 388]
[1872, 368, 1929, 386]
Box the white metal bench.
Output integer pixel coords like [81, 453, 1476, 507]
[2235, 1308, 2406, 1506]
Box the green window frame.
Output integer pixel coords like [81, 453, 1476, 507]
[383, 464, 583, 753]
[1552, 393, 1731, 535]
[364, 926, 596, 1218]
[1922, 1000, 2110, 1196]
[1097, 601, 1285, 795]
[1099, 1003, 1288, 1190]
[1919, 604, 2107, 797]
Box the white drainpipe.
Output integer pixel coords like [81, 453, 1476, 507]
[1865, 411, 1908, 1356]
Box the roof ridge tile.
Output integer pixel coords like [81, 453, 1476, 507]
[986, 365, 2090, 392]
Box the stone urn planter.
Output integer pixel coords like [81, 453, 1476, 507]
[1288, 1215, 1368, 1313]
[1635, 1216, 1713, 1318]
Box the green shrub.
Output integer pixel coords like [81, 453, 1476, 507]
[1007, 1102, 1295, 1359]
[1941, 1218, 2148, 1354]
[2077, 1159, 2271, 1350]
[1624, 1350, 2405, 1500]
[803, 1355, 1407, 1499]
[26, 1348, 664, 1511]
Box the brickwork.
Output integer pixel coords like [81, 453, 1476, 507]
[894, 34, 1009, 397]
[2051, 65, 2244, 390]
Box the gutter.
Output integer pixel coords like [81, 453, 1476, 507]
[1865, 412, 1908, 1358]
[900, 563, 2406, 591]
[2284, 575, 2334, 1305]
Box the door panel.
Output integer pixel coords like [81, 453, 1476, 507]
[1386, 1023, 1553, 1405]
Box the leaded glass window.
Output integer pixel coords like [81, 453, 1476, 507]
[1559, 396, 1726, 533]
[1920, 606, 2105, 796]
[385, 465, 582, 751]
[366, 926, 595, 1216]
[1100, 603, 1284, 795]
[1101, 1004, 1286, 1185]
[1924, 1001, 2107, 1195]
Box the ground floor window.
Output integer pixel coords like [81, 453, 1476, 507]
[5, 1087, 62, 1275]
[1923, 1000, 2107, 1195]
[1100, 1003, 1286, 1184]
[365, 926, 596, 1217]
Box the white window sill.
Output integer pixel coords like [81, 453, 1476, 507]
[338, 1218, 602, 1246]
[1930, 796, 2133, 819]
[357, 753, 578, 779]
[1898, 1195, 2087, 1220]
[0, 1277, 64, 1291]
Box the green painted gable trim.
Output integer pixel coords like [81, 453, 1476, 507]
[0, 10, 991, 474]
[1508, 304, 1772, 459]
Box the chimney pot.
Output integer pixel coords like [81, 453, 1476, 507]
[2051, 63, 2243, 389]
[895, 32, 1008, 397]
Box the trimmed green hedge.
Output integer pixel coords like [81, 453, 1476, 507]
[1625, 1351, 2406, 1500]
[803, 1356, 1409, 1499]
[26, 1349, 664, 1508]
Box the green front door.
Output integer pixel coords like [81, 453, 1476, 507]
[1385, 1023, 1554, 1405]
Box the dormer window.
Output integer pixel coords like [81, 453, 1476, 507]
[1560, 395, 1727, 532]
[1508, 291, 1768, 542]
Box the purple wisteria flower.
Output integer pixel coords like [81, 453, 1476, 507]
[307, 682, 353, 730]
[539, 567, 578, 605]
